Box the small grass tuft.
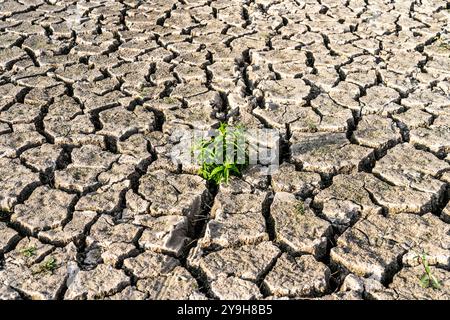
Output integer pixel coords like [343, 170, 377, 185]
[295, 201, 305, 216]
[33, 257, 58, 275]
[193, 122, 248, 185]
[21, 246, 37, 258]
[163, 96, 177, 104]
[416, 253, 441, 290]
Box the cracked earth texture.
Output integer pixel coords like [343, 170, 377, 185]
[0, 0, 449, 300]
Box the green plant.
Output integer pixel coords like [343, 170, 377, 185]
[416, 253, 441, 290]
[193, 122, 248, 185]
[33, 257, 58, 275]
[163, 96, 177, 104]
[295, 201, 305, 215]
[21, 246, 37, 258]
[306, 120, 318, 132]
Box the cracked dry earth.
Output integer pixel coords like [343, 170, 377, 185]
[0, 0, 450, 301]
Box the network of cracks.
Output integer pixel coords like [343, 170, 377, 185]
[0, 0, 449, 300]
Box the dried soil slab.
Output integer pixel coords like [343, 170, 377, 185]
[0, 47, 27, 70]
[331, 213, 450, 282]
[352, 115, 402, 154]
[199, 191, 269, 249]
[210, 276, 262, 300]
[1, 244, 78, 300]
[188, 241, 281, 282]
[0, 128, 45, 158]
[123, 250, 179, 279]
[0, 103, 42, 124]
[372, 143, 449, 198]
[65, 264, 130, 300]
[342, 172, 439, 215]
[136, 266, 202, 300]
[442, 202, 450, 223]
[54, 145, 119, 192]
[314, 174, 382, 226]
[410, 125, 450, 156]
[138, 170, 210, 219]
[136, 215, 190, 257]
[44, 114, 100, 147]
[75, 180, 130, 214]
[328, 81, 360, 111]
[257, 78, 310, 105]
[39, 211, 97, 246]
[263, 253, 331, 298]
[0, 286, 21, 300]
[0, 222, 20, 254]
[271, 163, 321, 197]
[105, 286, 147, 300]
[253, 104, 320, 133]
[11, 186, 76, 235]
[310, 94, 355, 133]
[19, 144, 63, 173]
[98, 106, 155, 139]
[85, 215, 141, 265]
[271, 192, 331, 258]
[392, 109, 433, 130]
[360, 86, 401, 115]
[290, 132, 374, 177]
[161, 103, 220, 132]
[384, 266, 450, 300]
[0, 158, 40, 212]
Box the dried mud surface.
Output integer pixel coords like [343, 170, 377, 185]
[0, 0, 449, 300]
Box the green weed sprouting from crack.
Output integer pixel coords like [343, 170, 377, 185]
[21, 246, 37, 258]
[193, 122, 248, 185]
[306, 120, 318, 132]
[435, 35, 450, 52]
[295, 201, 305, 216]
[416, 253, 441, 290]
[33, 257, 58, 275]
[163, 96, 177, 104]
